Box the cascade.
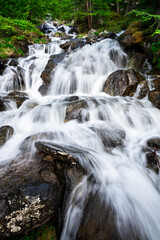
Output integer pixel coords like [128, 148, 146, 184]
[0, 22, 160, 240]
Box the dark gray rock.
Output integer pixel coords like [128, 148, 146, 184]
[0, 99, 6, 112]
[58, 26, 65, 33]
[0, 59, 8, 75]
[68, 26, 78, 34]
[60, 39, 86, 51]
[9, 59, 18, 67]
[103, 69, 145, 97]
[38, 84, 50, 96]
[41, 53, 67, 84]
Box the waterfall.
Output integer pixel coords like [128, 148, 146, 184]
[0, 23, 160, 240]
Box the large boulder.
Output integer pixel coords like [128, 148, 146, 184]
[0, 138, 86, 239]
[0, 59, 8, 75]
[0, 154, 61, 239]
[103, 69, 145, 97]
[41, 52, 67, 84]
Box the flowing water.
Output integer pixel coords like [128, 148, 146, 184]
[0, 23, 160, 240]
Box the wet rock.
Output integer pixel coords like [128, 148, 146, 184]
[39, 23, 54, 34]
[107, 32, 116, 39]
[38, 83, 50, 96]
[11, 66, 25, 89]
[127, 52, 146, 71]
[86, 35, 98, 44]
[149, 90, 160, 109]
[19, 132, 54, 153]
[76, 192, 121, 240]
[60, 39, 86, 51]
[65, 99, 88, 122]
[0, 151, 61, 239]
[6, 91, 29, 108]
[90, 127, 125, 149]
[68, 26, 78, 34]
[138, 81, 149, 99]
[146, 151, 159, 174]
[148, 78, 160, 109]
[64, 96, 79, 102]
[118, 21, 148, 70]
[41, 52, 67, 84]
[0, 59, 8, 75]
[147, 138, 160, 150]
[103, 69, 145, 97]
[61, 33, 72, 40]
[58, 26, 65, 33]
[0, 126, 14, 146]
[0, 99, 6, 111]
[9, 59, 18, 67]
[35, 141, 86, 237]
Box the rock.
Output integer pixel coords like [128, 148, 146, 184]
[147, 138, 160, 150]
[11, 66, 25, 89]
[0, 152, 61, 239]
[68, 26, 78, 34]
[0, 59, 8, 75]
[9, 59, 18, 67]
[127, 52, 146, 70]
[146, 150, 159, 174]
[39, 23, 54, 34]
[60, 39, 86, 51]
[64, 96, 79, 102]
[86, 35, 98, 44]
[6, 91, 29, 108]
[148, 78, 160, 109]
[90, 127, 125, 149]
[65, 99, 88, 122]
[0, 126, 14, 146]
[107, 32, 116, 39]
[138, 81, 149, 99]
[118, 21, 148, 70]
[0, 99, 6, 111]
[61, 33, 72, 40]
[38, 83, 50, 96]
[41, 53, 67, 84]
[58, 26, 65, 33]
[88, 29, 97, 35]
[35, 141, 86, 237]
[76, 192, 121, 240]
[103, 69, 145, 97]
[144, 137, 160, 174]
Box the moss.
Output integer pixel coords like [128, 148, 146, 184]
[9, 221, 57, 240]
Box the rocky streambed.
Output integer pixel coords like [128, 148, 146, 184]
[0, 21, 160, 240]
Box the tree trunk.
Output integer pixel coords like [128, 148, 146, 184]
[86, 0, 92, 29]
[116, 0, 119, 14]
[124, 0, 130, 17]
